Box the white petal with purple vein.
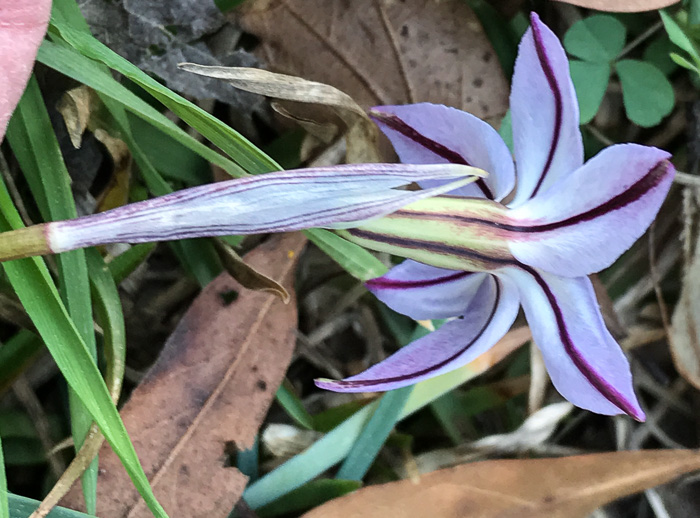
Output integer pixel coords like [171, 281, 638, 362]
[367, 260, 487, 320]
[504, 267, 644, 420]
[507, 144, 674, 277]
[371, 103, 515, 201]
[510, 13, 583, 207]
[316, 274, 519, 392]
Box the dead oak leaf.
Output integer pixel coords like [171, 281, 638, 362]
[303, 450, 700, 518]
[62, 233, 306, 518]
[235, 0, 508, 120]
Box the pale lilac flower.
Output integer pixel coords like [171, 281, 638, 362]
[316, 13, 675, 421]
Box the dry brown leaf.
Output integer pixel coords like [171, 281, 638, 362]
[179, 64, 381, 162]
[56, 86, 95, 149]
[303, 450, 700, 518]
[213, 237, 289, 302]
[235, 0, 508, 121]
[62, 233, 306, 517]
[553, 0, 679, 11]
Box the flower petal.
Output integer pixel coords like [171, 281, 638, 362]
[47, 163, 478, 253]
[371, 103, 515, 201]
[0, 2, 51, 141]
[510, 13, 583, 207]
[507, 144, 674, 277]
[316, 274, 519, 392]
[504, 266, 644, 420]
[367, 260, 488, 320]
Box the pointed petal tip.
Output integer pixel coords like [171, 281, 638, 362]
[314, 378, 369, 393]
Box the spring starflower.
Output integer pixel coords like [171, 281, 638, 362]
[316, 13, 675, 421]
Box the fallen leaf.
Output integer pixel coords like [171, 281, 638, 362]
[412, 402, 573, 475]
[0, 1, 52, 141]
[56, 86, 95, 149]
[235, 0, 508, 121]
[553, 0, 679, 12]
[62, 233, 307, 517]
[303, 450, 700, 518]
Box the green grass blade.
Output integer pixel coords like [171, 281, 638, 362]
[0, 181, 167, 517]
[7, 76, 98, 512]
[0, 434, 8, 518]
[9, 494, 96, 518]
[335, 386, 412, 481]
[36, 40, 244, 178]
[50, 0, 279, 175]
[243, 361, 487, 509]
[305, 229, 387, 281]
[255, 479, 361, 518]
[275, 380, 314, 430]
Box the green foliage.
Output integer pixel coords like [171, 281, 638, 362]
[617, 59, 675, 127]
[565, 14, 675, 126]
[9, 494, 96, 518]
[661, 9, 700, 77]
[564, 15, 627, 62]
[256, 479, 362, 517]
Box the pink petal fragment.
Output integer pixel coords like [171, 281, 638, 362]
[371, 103, 515, 201]
[316, 274, 519, 392]
[504, 267, 644, 420]
[367, 261, 487, 320]
[507, 144, 674, 277]
[510, 13, 583, 206]
[0, 1, 52, 141]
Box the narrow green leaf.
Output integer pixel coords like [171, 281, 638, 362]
[670, 51, 700, 72]
[660, 10, 700, 64]
[276, 380, 314, 430]
[569, 60, 610, 124]
[36, 40, 243, 177]
[243, 361, 498, 509]
[50, 0, 279, 175]
[336, 386, 412, 481]
[0, 180, 167, 518]
[107, 243, 156, 285]
[7, 76, 98, 512]
[306, 229, 387, 281]
[0, 435, 8, 518]
[616, 59, 675, 127]
[564, 15, 627, 62]
[128, 115, 212, 185]
[9, 493, 96, 518]
[256, 479, 362, 518]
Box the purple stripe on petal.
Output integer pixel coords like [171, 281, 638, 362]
[371, 110, 493, 199]
[370, 104, 515, 202]
[316, 274, 520, 392]
[510, 13, 583, 207]
[505, 266, 644, 420]
[530, 17, 563, 198]
[508, 144, 674, 277]
[367, 260, 485, 320]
